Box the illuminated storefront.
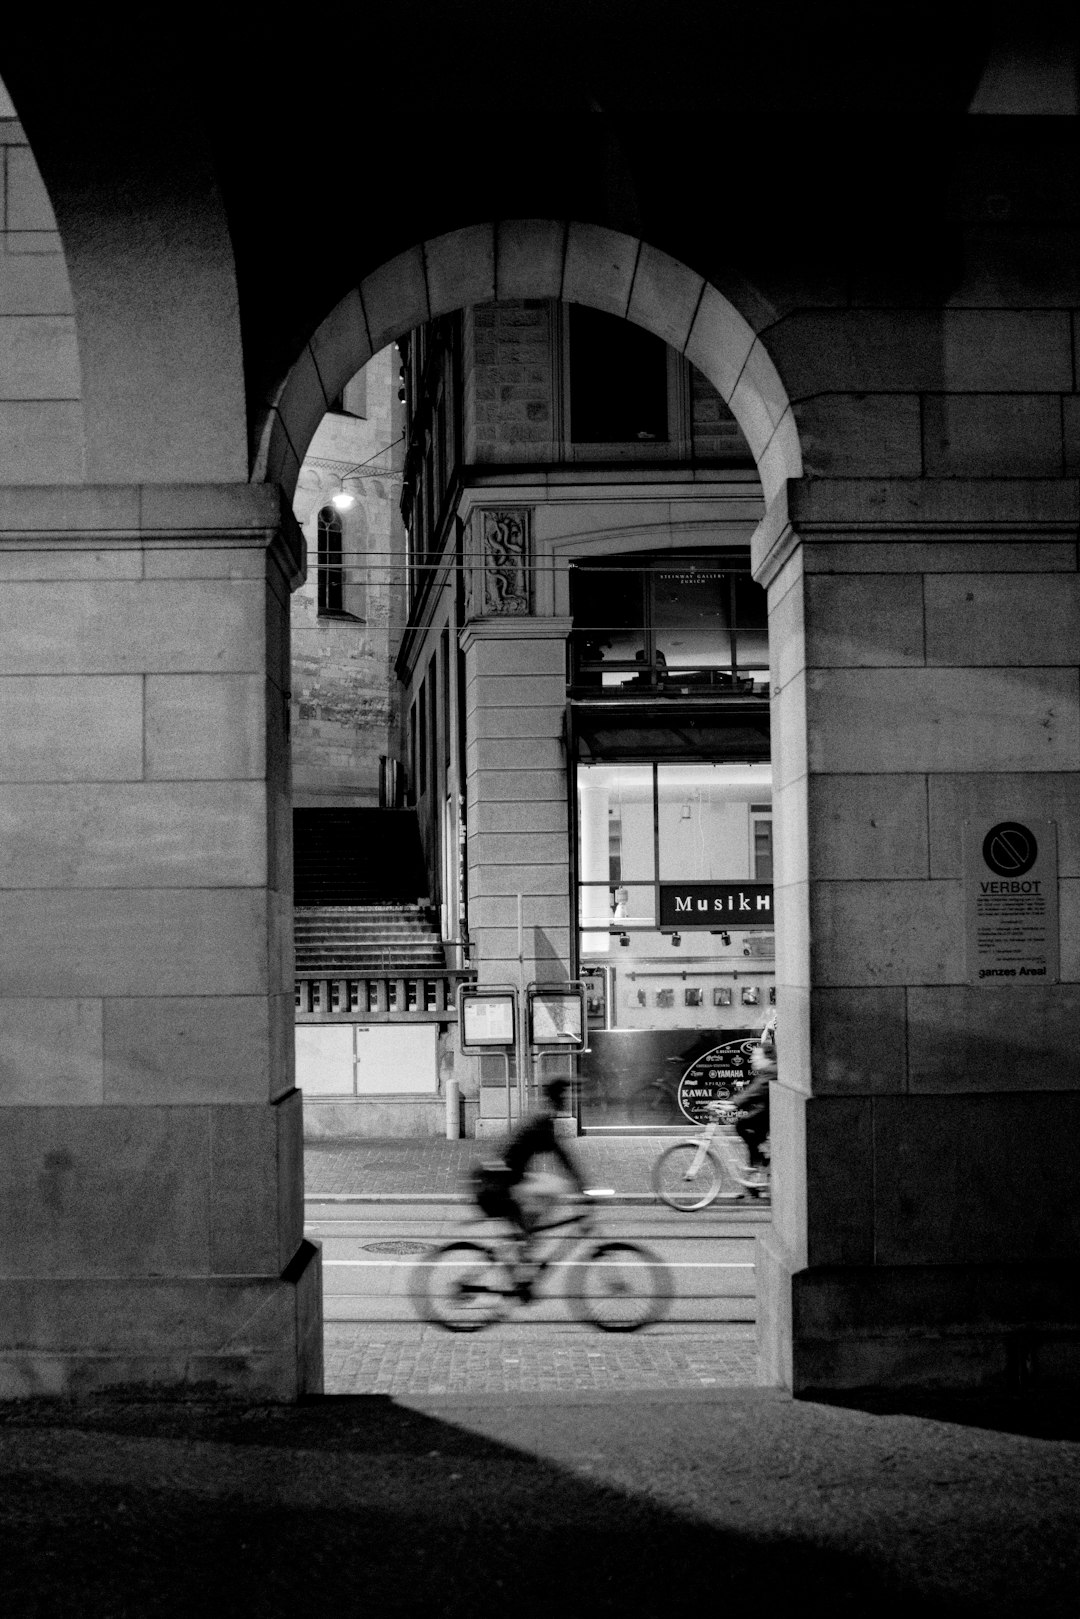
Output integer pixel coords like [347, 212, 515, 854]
[567, 550, 772, 1129]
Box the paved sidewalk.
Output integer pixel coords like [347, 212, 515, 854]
[305, 1135, 769, 1203]
[324, 1322, 758, 1394]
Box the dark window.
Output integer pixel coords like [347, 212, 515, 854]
[317, 507, 344, 615]
[569, 306, 668, 445]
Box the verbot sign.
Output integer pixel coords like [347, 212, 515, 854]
[964, 819, 1059, 986]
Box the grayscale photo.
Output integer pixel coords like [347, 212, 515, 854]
[0, 4, 1078, 1613]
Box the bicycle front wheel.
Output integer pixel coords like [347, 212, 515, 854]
[567, 1242, 673, 1333]
[651, 1142, 723, 1211]
[409, 1241, 509, 1332]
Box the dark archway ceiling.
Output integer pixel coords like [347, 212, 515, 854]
[0, 3, 1046, 404]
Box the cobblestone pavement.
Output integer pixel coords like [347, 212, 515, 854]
[305, 1136, 768, 1202]
[323, 1322, 759, 1394]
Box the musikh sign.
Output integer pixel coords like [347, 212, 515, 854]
[659, 882, 773, 929]
[964, 819, 1059, 986]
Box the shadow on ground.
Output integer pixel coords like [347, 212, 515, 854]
[808, 1389, 1080, 1443]
[1, 1393, 1077, 1616]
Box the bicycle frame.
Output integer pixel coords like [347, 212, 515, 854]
[471, 1203, 599, 1296]
[670, 1111, 768, 1194]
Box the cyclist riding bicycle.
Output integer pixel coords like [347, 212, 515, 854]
[471, 1077, 587, 1294]
[733, 1013, 775, 1185]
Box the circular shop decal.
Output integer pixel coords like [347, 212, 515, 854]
[676, 1038, 756, 1125]
[982, 821, 1038, 879]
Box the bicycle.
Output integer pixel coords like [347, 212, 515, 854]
[408, 1191, 674, 1333]
[651, 1102, 770, 1211]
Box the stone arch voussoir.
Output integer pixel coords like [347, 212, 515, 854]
[251, 221, 802, 505]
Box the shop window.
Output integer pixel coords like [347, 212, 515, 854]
[569, 552, 769, 694]
[576, 760, 775, 1129]
[316, 507, 345, 615]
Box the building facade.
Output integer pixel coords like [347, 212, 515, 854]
[290, 348, 405, 809]
[396, 300, 777, 1134]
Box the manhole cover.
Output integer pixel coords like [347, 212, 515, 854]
[362, 1240, 430, 1255]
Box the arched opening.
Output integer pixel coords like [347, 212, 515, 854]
[272, 225, 804, 1394]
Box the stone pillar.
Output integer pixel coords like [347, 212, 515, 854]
[0, 484, 321, 1399]
[755, 477, 1080, 1394]
[459, 504, 573, 1130]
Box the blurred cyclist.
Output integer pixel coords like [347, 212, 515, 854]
[472, 1077, 586, 1294]
[733, 1013, 775, 1185]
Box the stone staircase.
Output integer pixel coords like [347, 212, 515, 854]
[294, 808, 429, 906]
[294, 904, 446, 976]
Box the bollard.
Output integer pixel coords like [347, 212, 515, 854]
[445, 1076, 461, 1140]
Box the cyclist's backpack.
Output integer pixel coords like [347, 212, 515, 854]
[470, 1161, 514, 1218]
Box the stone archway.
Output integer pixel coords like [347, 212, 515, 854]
[252, 222, 802, 505]
[262, 224, 807, 1390]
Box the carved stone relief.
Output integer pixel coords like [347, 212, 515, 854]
[471, 507, 531, 616]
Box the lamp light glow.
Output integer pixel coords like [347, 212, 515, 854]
[330, 490, 355, 512]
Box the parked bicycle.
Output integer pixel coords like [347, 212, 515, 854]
[409, 1189, 674, 1333]
[651, 1101, 770, 1211]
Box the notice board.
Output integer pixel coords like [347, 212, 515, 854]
[964, 819, 1059, 986]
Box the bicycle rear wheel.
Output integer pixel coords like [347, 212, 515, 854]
[651, 1142, 723, 1211]
[409, 1241, 510, 1332]
[567, 1242, 673, 1333]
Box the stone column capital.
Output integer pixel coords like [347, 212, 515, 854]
[0, 483, 305, 589]
[752, 476, 1079, 587]
[458, 615, 574, 654]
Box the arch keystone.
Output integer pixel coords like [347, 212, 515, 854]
[563, 223, 638, 316]
[495, 220, 566, 301]
[425, 225, 495, 318]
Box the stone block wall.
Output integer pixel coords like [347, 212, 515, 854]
[460, 616, 572, 1123]
[462, 623, 572, 985]
[0, 107, 83, 483]
[291, 349, 406, 807]
[461, 298, 751, 465]
[757, 475, 1080, 1392]
[0, 486, 320, 1398]
[463, 300, 556, 463]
